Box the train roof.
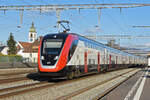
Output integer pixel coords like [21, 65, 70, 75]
[45, 33, 147, 59]
[72, 33, 147, 59]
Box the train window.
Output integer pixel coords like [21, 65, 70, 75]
[89, 59, 95, 64]
[68, 40, 78, 61]
[44, 39, 63, 48]
[93, 59, 95, 64]
[45, 42, 62, 48]
[89, 59, 91, 64]
[87, 43, 90, 48]
[85, 42, 88, 48]
[42, 39, 63, 55]
[30, 53, 32, 57]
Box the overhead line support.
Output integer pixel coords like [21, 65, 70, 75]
[0, 4, 147, 11]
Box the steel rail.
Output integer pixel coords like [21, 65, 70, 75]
[0, 82, 55, 98]
[92, 70, 139, 100]
[0, 70, 37, 76]
[0, 72, 104, 98]
[0, 77, 30, 84]
[0, 69, 122, 99]
[0, 81, 52, 98]
[0, 68, 138, 99]
[55, 69, 137, 100]
[0, 81, 48, 93]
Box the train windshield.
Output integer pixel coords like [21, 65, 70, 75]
[43, 39, 63, 55]
[40, 34, 68, 66]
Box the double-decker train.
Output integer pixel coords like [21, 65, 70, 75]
[38, 33, 147, 79]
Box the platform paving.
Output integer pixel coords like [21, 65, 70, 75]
[101, 67, 150, 100]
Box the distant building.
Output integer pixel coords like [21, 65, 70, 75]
[122, 48, 149, 57]
[0, 42, 8, 55]
[106, 40, 149, 57]
[29, 22, 37, 43]
[17, 22, 43, 63]
[106, 39, 120, 50]
[0, 46, 8, 55]
[1, 46, 9, 55]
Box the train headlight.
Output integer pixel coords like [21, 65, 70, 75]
[41, 56, 44, 60]
[54, 56, 58, 60]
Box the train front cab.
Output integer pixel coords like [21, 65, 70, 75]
[38, 33, 80, 79]
[38, 34, 69, 77]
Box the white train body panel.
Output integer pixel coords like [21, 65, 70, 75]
[38, 33, 148, 78]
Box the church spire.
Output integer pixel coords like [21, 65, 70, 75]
[29, 22, 36, 33]
[29, 22, 37, 43]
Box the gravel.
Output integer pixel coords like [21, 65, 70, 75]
[0, 68, 37, 75]
[1, 68, 140, 100]
[70, 69, 140, 100]
[0, 79, 40, 90]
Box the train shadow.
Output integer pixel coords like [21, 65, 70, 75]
[141, 69, 150, 73]
[141, 68, 150, 79]
[143, 75, 150, 78]
[26, 72, 67, 83]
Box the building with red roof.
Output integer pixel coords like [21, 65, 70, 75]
[17, 22, 43, 63]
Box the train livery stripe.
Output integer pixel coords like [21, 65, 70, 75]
[109, 55, 111, 70]
[55, 35, 75, 72]
[56, 34, 79, 71]
[84, 52, 88, 73]
[38, 38, 43, 71]
[98, 52, 100, 72]
[116, 56, 118, 68]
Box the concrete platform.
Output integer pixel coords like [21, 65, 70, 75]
[101, 67, 150, 100]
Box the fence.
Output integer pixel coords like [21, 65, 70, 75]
[0, 56, 22, 62]
[0, 56, 37, 68]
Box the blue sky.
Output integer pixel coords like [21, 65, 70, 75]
[1, 0, 150, 50]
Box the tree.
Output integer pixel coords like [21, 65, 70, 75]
[7, 33, 17, 55]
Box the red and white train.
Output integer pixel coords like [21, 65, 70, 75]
[38, 33, 147, 79]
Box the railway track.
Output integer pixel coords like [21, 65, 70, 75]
[55, 69, 139, 100]
[0, 72, 41, 84]
[0, 70, 37, 76]
[0, 72, 103, 99]
[0, 77, 30, 84]
[0, 81, 55, 98]
[0, 68, 140, 100]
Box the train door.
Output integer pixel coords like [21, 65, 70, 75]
[104, 49, 108, 71]
[116, 55, 118, 68]
[97, 52, 100, 72]
[109, 54, 111, 70]
[84, 51, 88, 73]
[104, 49, 107, 64]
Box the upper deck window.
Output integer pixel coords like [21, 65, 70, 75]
[44, 40, 63, 48]
[43, 39, 63, 55]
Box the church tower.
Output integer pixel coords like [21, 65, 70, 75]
[29, 22, 37, 43]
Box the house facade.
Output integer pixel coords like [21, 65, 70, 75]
[17, 22, 42, 63]
[0, 46, 8, 55]
[1, 46, 9, 55]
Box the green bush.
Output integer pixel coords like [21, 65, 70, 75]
[0, 53, 3, 56]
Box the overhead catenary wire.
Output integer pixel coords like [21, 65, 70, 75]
[94, 0, 136, 40]
[0, 1, 150, 48]
[63, 9, 96, 34]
